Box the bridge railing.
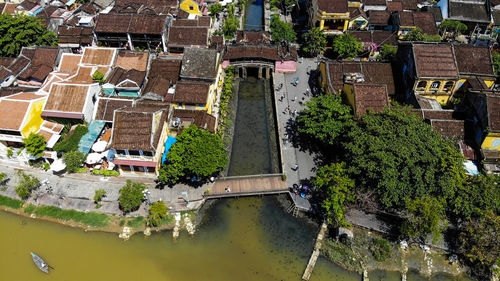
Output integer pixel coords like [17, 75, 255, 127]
[217, 173, 283, 181]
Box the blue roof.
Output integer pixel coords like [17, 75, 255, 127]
[78, 120, 106, 155]
[161, 136, 177, 164]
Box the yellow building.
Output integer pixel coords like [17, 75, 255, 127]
[179, 0, 202, 15]
[347, 7, 368, 30]
[309, 0, 350, 35]
[0, 92, 47, 146]
[342, 83, 388, 118]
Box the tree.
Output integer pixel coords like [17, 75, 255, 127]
[400, 196, 448, 243]
[23, 133, 46, 157]
[15, 171, 39, 199]
[439, 20, 467, 39]
[458, 211, 500, 277]
[302, 27, 327, 56]
[222, 14, 238, 38]
[332, 33, 362, 59]
[297, 94, 354, 145]
[312, 163, 355, 227]
[93, 189, 107, 203]
[270, 16, 296, 44]
[118, 180, 146, 213]
[492, 51, 500, 77]
[378, 44, 397, 61]
[402, 28, 441, 42]
[148, 201, 168, 227]
[0, 14, 57, 57]
[157, 125, 228, 185]
[450, 174, 500, 219]
[208, 3, 223, 17]
[0, 172, 8, 184]
[62, 151, 85, 173]
[92, 70, 106, 83]
[342, 107, 466, 209]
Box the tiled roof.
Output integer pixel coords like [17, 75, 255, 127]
[317, 0, 348, 13]
[429, 119, 465, 139]
[58, 54, 82, 73]
[172, 16, 211, 27]
[224, 44, 298, 61]
[0, 67, 11, 81]
[44, 83, 90, 113]
[95, 98, 133, 121]
[348, 30, 397, 45]
[364, 0, 386, 6]
[453, 45, 494, 77]
[8, 56, 30, 76]
[0, 99, 30, 131]
[95, 13, 131, 33]
[172, 109, 216, 133]
[107, 67, 146, 87]
[448, 1, 490, 23]
[487, 94, 500, 132]
[412, 12, 438, 35]
[114, 50, 149, 71]
[173, 80, 211, 104]
[349, 7, 367, 20]
[2, 3, 17, 14]
[180, 47, 219, 79]
[57, 26, 93, 45]
[413, 44, 458, 78]
[167, 26, 209, 47]
[95, 13, 167, 35]
[352, 84, 388, 118]
[387, 1, 402, 11]
[0, 57, 15, 68]
[401, 0, 418, 11]
[81, 47, 116, 66]
[236, 31, 271, 43]
[368, 10, 391, 25]
[421, 6, 442, 22]
[17, 47, 59, 82]
[148, 57, 182, 83]
[143, 76, 171, 99]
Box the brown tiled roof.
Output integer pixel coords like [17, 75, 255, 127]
[413, 44, 458, 78]
[348, 30, 397, 46]
[224, 44, 298, 61]
[177, 9, 190, 19]
[143, 76, 171, 99]
[114, 50, 149, 71]
[18, 47, 58, 81]
[8, 56, 30, 76]
[210, 35, 224, 51]
[0, 67, 11, 81]
[348, 31, 372, 42]
[2, 3, 17, 14]
[0, 57, 15, 68]
[20, 0, 38, 11]
[236, 31, 271, 43]
[172, 109, 216, 133]
[58, 26, 93, 45]
[0, 99, 30, 131]
[181, 47, 219, 79]
[68, 66, 94, 83]
[429, 119, 465, 139]
[129, 15, 166, 34]
[401, 0, 418, 11]
[317, 0, 348, 13]
[467, 77, 488, 90]
[107, 67, 146, 86]
[44, 84, 89, 113]
[167, 26, 209, 47]
[352, 84, 388, 118]
[81, 48, 116, 66]
[412, 12, 438, 35]
[368, 10, 391, 25]
[148, 57, 181, 83]
[387, 1, 402, 11]
[58, 54, 82, 73]
[399, 11, 414, 26]
[453, 45, 494, 77]
[0, 86, 36, 98]
[364, 0, 386, 6]
[95, 98, 133, 121]
[173, 80, 210, 104]
[448, 1, 490, 23]
[111, 106, 168, 151]
[349, 7, 367, 20]
[95, 14, 132, 33]
[487, 94, 500, 132]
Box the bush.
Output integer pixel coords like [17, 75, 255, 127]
[6, 147, 12, 158]
[378, 44, 397, 61]
[93, 189, 107, 203]
[92, 70, 106, 83]
[34, 205, 109, 227]
[53, 125, 88, 153]
[92, 169, 120, 177]
[22, 133, 46, 157]
[118, 180, 146, 213]
[15, 171, 39, 199]
[0, 194, 24, 209]
[0, 172, 8, 184]
[369, 237, 392, 261]
[24, 204, 36, 213]
[127, 216, 145, 228]
[43, 162, 50, 171]
[148, 201, 168, 227]
[63, 151, 85, 173]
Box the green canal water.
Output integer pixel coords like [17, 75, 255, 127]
[0, 197, 472, 280]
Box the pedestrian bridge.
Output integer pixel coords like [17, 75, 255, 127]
[205, 174, 288, 198]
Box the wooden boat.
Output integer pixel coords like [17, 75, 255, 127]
[30, 252, 49, 273]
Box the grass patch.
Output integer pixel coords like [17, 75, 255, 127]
[33, 206, 109, 227]
[127, 216, 145, 228]
[369, 237, 392, 261]
[119, 220, 125, 226]
[0, 195, 24, 209]
[24, 204, 36, 213]
[321, 239, 362, 273]
[158, 214, 175, 226]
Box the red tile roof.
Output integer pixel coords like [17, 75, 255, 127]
[413, 44, 458, 78]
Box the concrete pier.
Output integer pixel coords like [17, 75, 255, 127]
[302, 222, 328, 280]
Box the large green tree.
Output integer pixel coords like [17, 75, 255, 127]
[15, 171, 39, 199]
[450, 174, 500, 219]
[0, 14, 57, 57]
[118, 180, 146, 213]
[63, 151, 85, 173]
[208, 3, 223, 17]
[332, 33, 362, 59]
[157, 125, 228, 185]
[342, 107, 466, 209]
[378, 44, 397, 61]
[148, 201, 168, 227]
[297, 94, 354, 145]
[400, 196, 448, 243]
[270, 16, 296, 44]
[23, 133, 46, 157]
[439, 20, 467, 39]
[312, 163, 355, 227]
[302, 27, 327, 57]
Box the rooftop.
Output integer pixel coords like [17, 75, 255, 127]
[81, 47, 116, 66]
[453, 45, 494, 77]
[114, 50, 149, 71]
[167, 26, 209, 47]
[172, 109, 216, 133]
[180, 48, 219, 79]
[352, 84, 388, 119]
[412, 43, 458, 78]
[43, 83, 90, 113]
[94, 97, 133, 121]
[448, 0, 490, 23]
[317, 0, 348, 13]
[173, 80, 211, 104]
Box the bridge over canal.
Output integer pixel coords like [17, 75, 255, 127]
[205, 174, 288, 198]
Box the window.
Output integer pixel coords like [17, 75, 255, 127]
[129, 150, 140, 156]
[416, 81, 427, 89]
[444, 81, 454, 91]
[143, 151, 153, 157]
[189, 5, 194, 10]
[115, 149, 125, 155]
[430, 81, 440, 90]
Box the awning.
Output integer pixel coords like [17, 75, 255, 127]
[78, 120, 106, 155]
[161, 136, 177, 164]
[113, 159, 157, 167]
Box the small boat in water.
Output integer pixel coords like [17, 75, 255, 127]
[30, 252, 49, 273]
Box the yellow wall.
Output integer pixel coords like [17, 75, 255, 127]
[342, 84, 355, 113]
[179, 0, 201, 15]
[414, 79, 457, 105]
[318, 62, 328, 93]
[348, 17, 368, 30]
[482, 132, 500, 152]
[21, 99, 46, 138]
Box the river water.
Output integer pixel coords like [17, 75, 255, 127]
[244, 0, 264, 31]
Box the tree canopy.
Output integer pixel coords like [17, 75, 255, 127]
[148, 201, 168, 227]
[15, 171, 39, 199]
[270, 16, 296, 44]
[63, 151, 85, 173]
[378, 44, 397, 61]
[0, 14, 57, 57]
[332, 33, 362, 59]
[439, 20, 467, 38]
[296, 93, 354, 145]
[302, 27, 327, 57]
[312, 163, 355, 227]
[23, 133, 46, 157]
[208, 3, 223, 17]
[402, 28, 441, 42]
[157, 125, 228, 185]
[118, 180, 146, 213]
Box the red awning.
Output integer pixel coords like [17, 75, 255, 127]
[113, 159, 157, 167]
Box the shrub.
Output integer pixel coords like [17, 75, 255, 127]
[15, 171, 39, 199]
[281, 173, 287, 181]
[369, 237, 392, 261]
[43, 162, 50, 171]
[6, 147, 13, 158]
[127, 216, 145, 227]
[0, 194, 24, 209]
[118, 180, 146, 213]
[22, 133, 46, 157]
[63, 151, 85, 173]
[24, 204, 36, 213]
[93, 189, 107, 203]
[92, 70, 106, 83]
[148, 201, 168, 227]
[92, 169, 120, 177]
[0, 172, 8, 184]
[378, 44, 397, 61]
[53, 125, 88, 153]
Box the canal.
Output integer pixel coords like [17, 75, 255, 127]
[227, 76, 280, 176]
[244, 0, 264, 31]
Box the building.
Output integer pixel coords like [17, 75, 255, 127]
[309, 0, 350, 35]
[142, 56, 182, 101]
[393, 11, 438, 39]
[348, 7, 368, 30]
[179, 0, 202, 15]
[167, 16, 211, 53]
[342, 83, 389, 118]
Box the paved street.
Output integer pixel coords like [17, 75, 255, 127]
[274, 58, 318, 210]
